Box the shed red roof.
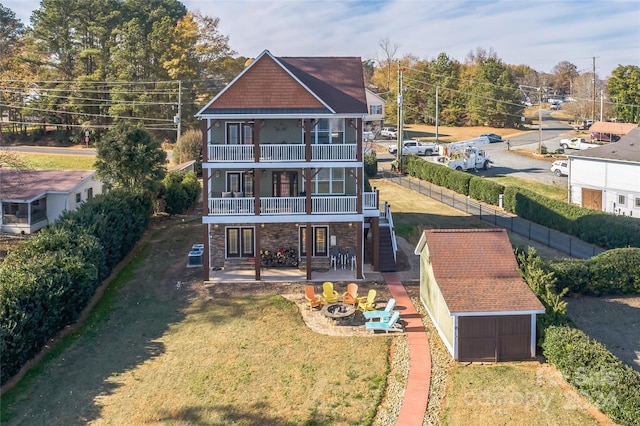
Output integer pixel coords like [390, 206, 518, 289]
[416, 228, 544, 313]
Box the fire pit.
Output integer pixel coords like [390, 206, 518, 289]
[321, 302, 356, 326]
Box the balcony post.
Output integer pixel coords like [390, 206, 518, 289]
[356, 220, 363, 279]
[201, 118, 210, 280]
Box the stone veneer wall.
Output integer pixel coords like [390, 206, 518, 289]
[208, 222, 360, 271]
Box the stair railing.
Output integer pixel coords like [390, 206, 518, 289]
[384, 202, 398, 264]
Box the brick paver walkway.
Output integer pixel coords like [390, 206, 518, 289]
[383, 272, 431, 426]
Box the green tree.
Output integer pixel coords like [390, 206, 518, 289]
[94, 121, 167, 190]
[466, 55, 522, 127]
[607, 65, 640, 123]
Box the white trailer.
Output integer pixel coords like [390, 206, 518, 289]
[438, 136, 490, 156]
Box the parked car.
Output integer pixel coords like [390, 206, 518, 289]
[590, 132, 620, 142]
[363, 130, 375, 141]
[381, 126, 397, 139]
[480, 133, 503, 143]
[550, 104, 561, 110]
[388, 140, 437, 156]
[551, 160, 569, 177]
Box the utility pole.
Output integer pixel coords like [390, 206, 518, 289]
[175, 80, 182, 146]
[600, 90, 604, 122]
[592, 57, 596, 124]
[538, 87, 542, 154]
[396, 65, 405, 172]
[435, 85, 439, 142]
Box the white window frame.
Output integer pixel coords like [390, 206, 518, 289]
[635, 197, 640, 209]
[618, 194, 626, 206]
[310, 118, 344, 144]
[305, 168, 345, 195]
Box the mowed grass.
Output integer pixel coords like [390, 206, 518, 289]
[18, 153, 96, 170]
[441, 363, 602, 426]
[488, 175, 567, 201]
[0, 220, 389, 426]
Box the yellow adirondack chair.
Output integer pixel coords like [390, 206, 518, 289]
[305, 285, 323, 310]
[357, 289, 376, 311]
[342, 283, 359, 307]
[322, 281, 339, 303]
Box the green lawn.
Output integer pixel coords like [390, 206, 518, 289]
[19, 153, 96, 170]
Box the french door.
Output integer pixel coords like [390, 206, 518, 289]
[226, 227, 255, 258]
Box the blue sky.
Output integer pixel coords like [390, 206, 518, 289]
[4, 0, 639, 77]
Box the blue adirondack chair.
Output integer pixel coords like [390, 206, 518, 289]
[363, 299, 396, 322]
[365, 311, 403, 333]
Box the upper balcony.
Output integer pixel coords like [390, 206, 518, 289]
[207, 143, 358, 163]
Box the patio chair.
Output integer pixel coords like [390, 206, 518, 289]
[357, 289, 376, 312]
[341, 283, 359, 307]
[347, 247, 356, 270]
[329, 246, 339, 270]
[365, 311, 403, 333]
[363, 298, 396, 322]
[322, 281, 339, 303]
[304, 285, 323, 310]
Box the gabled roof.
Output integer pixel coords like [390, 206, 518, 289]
[0, 169, 95, 202]
[569, 127, 640, 162]
[414, 228, 544, 313]
[196, 50, 367, 117]
[589, 121, 637, 135]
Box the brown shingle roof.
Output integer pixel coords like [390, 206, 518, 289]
[0, 169, 95, 201]
[417, 229, 544, 313]
[198, 50, 367, 115]
[589, 121, 637, 135]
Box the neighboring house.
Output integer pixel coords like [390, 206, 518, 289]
[195, 50, 396, 280]
[568, 126, 640, 216]
[414, 229, 545, 362]
[0, 169, 102, 234]
[365, 89, 385, 126]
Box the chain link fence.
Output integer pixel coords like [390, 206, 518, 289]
[381, 170, 605, 259]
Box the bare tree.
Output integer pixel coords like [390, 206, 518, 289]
[376, 38, 400, 91]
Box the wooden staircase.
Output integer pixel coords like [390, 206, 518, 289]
[378, 223, 396, 272]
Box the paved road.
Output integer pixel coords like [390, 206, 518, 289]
[377, 111, 577, 186]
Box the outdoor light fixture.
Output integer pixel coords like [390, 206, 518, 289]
[214, 170, 221, 178]
[214, 120, 221, 128]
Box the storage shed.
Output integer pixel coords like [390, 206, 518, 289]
[414, 229, 545, 362]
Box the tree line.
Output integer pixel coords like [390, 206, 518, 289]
[368, 40, 640, 127]
[0, 0, 246, 143]
[1, 3, 639, 147]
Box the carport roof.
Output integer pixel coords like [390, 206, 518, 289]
[414, 228, 545, 313]
[589, 121, 637, 135]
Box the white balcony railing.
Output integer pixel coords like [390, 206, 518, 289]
[260, 197, 306, 215]
[363, 192, 377, 210]
[260, 144, 305, 162]
[209, 197, 255, 215]
[207, 192, 377, 216]
[312, 196, 357, 214]
[207, 143, 358, 163]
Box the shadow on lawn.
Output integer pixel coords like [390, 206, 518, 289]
[2, 220, 202, 425]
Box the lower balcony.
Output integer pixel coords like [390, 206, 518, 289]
[208, 193, 378, 216]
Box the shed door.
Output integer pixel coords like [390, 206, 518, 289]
[458, 315, 532, 362]
[582, 188, 602, 210]
[458, 316, 497, 362]
[497, 315, 531, 361]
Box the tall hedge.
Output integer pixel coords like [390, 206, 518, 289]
[503, 186, 640, 250]
[161, 170, 201, 215]
[0, 189, 151, 385]
[547, 248, 640, 295]
[543, 326, 640, 425]
[469, 176, 504, 205]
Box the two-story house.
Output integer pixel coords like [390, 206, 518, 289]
[195, 50, 395, 281]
